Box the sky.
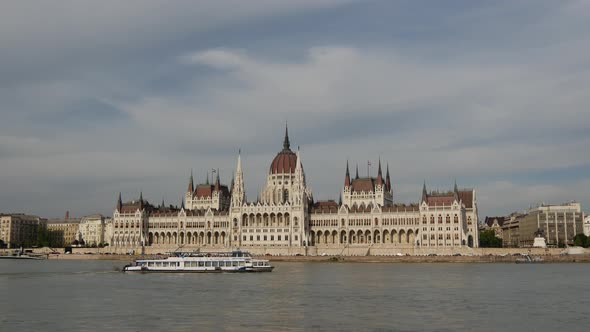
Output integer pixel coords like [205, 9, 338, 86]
[1, 0, 589, 219]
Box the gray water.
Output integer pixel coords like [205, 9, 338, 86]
[0, 260, 588, 332]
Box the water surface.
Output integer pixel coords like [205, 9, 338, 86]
[0, 260, 588, 331]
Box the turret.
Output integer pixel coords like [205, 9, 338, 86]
[214, 169, 220, 192]
[422, 181, 428, 203]
[344, 160, 351, 187]
[385, 163, 391, 193]
[116, 192, 122, 211]
[376, 158, 383, 186]
[187, 170, 194, 193]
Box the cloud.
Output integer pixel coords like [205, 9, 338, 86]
[0, 0, 589, 218]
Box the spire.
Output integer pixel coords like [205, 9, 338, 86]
[161, 197, 165, 209]
[344, 160, 351, 187]
[385, 163, 391, 192]
[355, 164, 359, 179]
[232, 150, 245, 206]
[214, 169, 220, 191]
[187, 169, 194, 193]
[338, 193, 342, 206]
[180, 196, 185, 210]
[377, 157, 383, 186]
[116, 192, 122, 211]
[139, 191, 144, 209]
[454, 179, 458, 193]
[206, 171, 209, 185]
[283, 122, 290, 150]
[422, 181, 428, 202]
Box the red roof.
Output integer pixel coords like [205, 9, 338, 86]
[458, 190, 474, 208]
[426, 195, 455, 206]
[270, 149, 297, 174]
[351, 178, 375, 192]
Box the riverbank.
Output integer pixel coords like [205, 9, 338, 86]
[40, 253, 590, 263]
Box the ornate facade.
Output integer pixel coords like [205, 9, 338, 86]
[111, 127, 479, 254]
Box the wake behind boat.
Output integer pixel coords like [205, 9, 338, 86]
[123, 251, 274, 273]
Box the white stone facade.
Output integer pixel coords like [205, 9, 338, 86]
[79, 214, 107, 246]
[110, 128, 479, 253]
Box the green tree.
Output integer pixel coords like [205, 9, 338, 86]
[573, 234, 589, 248]
[36, 226, 50, 247]
[479, 229, 503, 248]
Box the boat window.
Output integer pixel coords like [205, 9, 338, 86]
[198, 261, 204, 267]
[148, 262, 154, 267]
[239, 261, 245, 267]
[213, 261, 219, 267]
[205, 261, 211, 267]
[232, 261, 238, 267]
[156, 262, 162, 267]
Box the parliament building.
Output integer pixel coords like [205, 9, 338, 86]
[111, 127, 479, 255]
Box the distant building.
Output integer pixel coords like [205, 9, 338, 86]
[584, 214, 590, 236]
[482, 216, 508, 239]
[79, 214, 108, 246]
[0, 214, 45, 248]
[110, 126, 479, 253]
[47, 214, 82, 247]
[501, 202, 584, 247]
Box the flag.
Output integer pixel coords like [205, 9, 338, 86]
[211, 169, 217, 173]
[367, 161, 372, 166]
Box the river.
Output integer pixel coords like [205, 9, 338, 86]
[0, 260, 588, 331]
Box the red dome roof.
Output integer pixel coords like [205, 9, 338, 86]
[269, 124, 298, 174]
[270, 149, 297, 174]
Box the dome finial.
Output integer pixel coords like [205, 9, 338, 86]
[283, 121, 290, 150]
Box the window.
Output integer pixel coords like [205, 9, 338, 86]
[257, 235, 260, 241]
[285, 235, 289, 241]
[250, 236, 253, 241]
[264, 236, 267, 241]
[271, 235, 274, 241]
[278, 235, 281, 241]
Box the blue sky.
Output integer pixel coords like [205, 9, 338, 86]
[1, 0, 589, 218]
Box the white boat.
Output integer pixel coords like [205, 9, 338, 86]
[123, 251, 274, 273]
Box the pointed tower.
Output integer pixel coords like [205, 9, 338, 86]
[231, 150, 245, 207]
[344, 160, 351, 188]
[283, 122, 290, 150]
[422, 181, 428, 203]
[385, 163, 392, 193]
[139, 191, 144, 210]
[116, 192, 122, 212]
[161, 197, 165, 209]
[376, 157, 383, 187]
[206, 171, 209, 185]
[355, 164, 359, 179]
[453, 179, 459, 201]
[214, 169, 220, 192]
[187, 170, 194, 193]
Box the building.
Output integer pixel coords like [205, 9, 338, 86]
[110, 127, 479, 254]
[0, 214, 45, 248]
[482, 216, 508, 239]
[79, 214, 108, 246]
[501, 202, 584, 247]
[47, 214, 82, 247]
[584, 214, 590, 236]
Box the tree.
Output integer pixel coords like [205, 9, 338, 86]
[573, 234, 589, 248]
[36, 226, 50, 247]
[479, 229, 503, 248]
[0, 239, 5, 248]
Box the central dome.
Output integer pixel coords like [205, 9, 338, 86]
[270, 149, 297, 174]
[269, 125, 298, 174]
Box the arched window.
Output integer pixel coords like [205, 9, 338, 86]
[283, 189, 289, 203]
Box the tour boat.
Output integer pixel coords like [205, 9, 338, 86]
[123, 251, 274, 273]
